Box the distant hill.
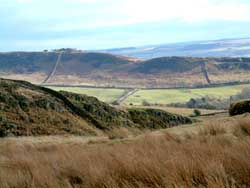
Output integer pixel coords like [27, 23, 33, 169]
[100, 38, 250, 59]
[1, 50, 250, 88]
[133, 57, 202, 73]
[0, 78, 191, 137]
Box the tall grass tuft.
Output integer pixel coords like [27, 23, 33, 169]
[0, 118, 249, 187]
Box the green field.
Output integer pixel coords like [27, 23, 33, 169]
[123, 84, 250, 105]
[48, 86, 125, 103]
[48, 84, 250, 105]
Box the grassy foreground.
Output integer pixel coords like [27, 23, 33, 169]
[0, 115, 249, 188]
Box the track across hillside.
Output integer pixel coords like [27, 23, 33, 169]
[112, 89, 139, 104]
[41, 52, 63, 85]
[201, 62, 211, 84]
[2, 52, 250, 88]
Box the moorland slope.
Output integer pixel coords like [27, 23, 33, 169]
[1, 51, 250, 88]
[0, 78, 191, 136]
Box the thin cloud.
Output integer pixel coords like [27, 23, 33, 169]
[1, 0, 250, 51]
[36, 0, 250, 32]
[117, 0, 250, 23]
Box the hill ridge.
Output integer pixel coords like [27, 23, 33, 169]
[1, 52, 250, 88]
[0, 78, 192, 137]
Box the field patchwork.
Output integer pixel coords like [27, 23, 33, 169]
[48, 84, 250, 105]
[124, 84, 250, 105]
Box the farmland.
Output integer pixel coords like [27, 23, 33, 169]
[124, 84, 250, 105]
[48, 86, 126, 103]
[49, 84, 250, 106]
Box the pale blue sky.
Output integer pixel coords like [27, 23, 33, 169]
[1, 0, 250, 51]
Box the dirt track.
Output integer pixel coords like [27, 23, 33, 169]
[41, 52, 63, 84]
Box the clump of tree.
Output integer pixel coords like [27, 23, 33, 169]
[171, 97, 227, 110]
[170, 88, 250, 110]
[229, 100, 250, 116]
[193, 109, 201, 116]
[230, 88, 250, 102]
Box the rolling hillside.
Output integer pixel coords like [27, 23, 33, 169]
[0, 78, 191, 137]
[0, 51, 139, 84]
[1, 50, 250, 88]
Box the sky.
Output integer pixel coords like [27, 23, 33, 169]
[1, 0, 250, 51]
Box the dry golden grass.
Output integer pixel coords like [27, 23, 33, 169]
[107, 127, 130, 140]
[0, 116, 250, 188]
[199, 123, 227, 136]
[234, 117, 250, 137]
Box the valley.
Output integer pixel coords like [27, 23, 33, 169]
[48, 83, 250, 107]
[2, 0, 250, 186]
[0, 61, 250, 187]
[1, 40, 250, 188]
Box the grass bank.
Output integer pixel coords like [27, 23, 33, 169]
[0, 115, 249, 187]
